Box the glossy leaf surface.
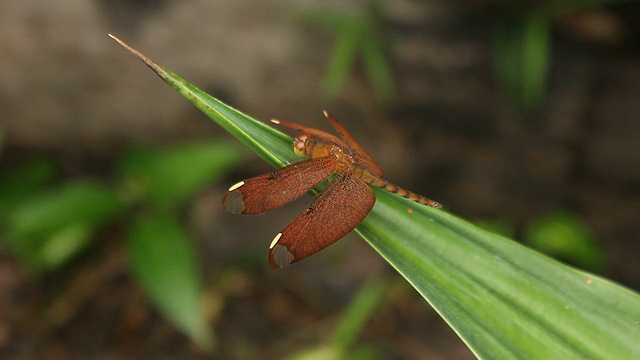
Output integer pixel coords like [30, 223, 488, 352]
[112, 35, 640, 359]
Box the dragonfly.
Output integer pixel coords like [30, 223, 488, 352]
[222, 111, 441, 268]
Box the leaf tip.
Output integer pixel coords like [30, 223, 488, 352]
[109, 34, 167, 79]
[108, 33, 130, 50]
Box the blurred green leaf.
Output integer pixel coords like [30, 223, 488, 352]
[360, 32, 394, 99]
[494, 11, 551, 112]
[332, 277, 387, 351]
[321, 21, 362, 98]
[524, 210, 605, 272]
[287, 347, 343, 360]
[288, 345, 380, 360]
[128, 215, 214, 352]
[113, 36, 640, 359]
[0, 157, 57, 218]
[4, 181, 123, 270]
[492, 0, 636, 112]
[286, 277, 387, 360]
[119, 141, 243, 210]
[304, 1, 394, 100]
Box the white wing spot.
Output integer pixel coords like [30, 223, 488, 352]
[269, 232, 283, 249]
[228, 181, 245, 191]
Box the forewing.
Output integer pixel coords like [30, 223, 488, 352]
[323, 111, 384, 176]
[222, 157, 335, 214]
[267, 175, 376, 268]
[271, 119, 344, 146]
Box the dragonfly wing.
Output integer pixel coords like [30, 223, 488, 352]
[270, 118, 340, 142]
[323, 111, 384, 177]
[222, 157, 335, 214]
[267, 175, 375, 268]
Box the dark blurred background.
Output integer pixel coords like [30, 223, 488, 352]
[1, 0, 639, 359]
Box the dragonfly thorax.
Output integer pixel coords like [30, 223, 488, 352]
[292, 132, 342, 160]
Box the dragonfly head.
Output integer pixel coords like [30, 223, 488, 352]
[292, 132, 311, 158]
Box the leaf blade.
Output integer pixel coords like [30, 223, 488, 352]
[359, 192, 640, 359]
[118, 141, 243, 209]
[5, 181, 123, 270]
[112, 35, 640, 358]
[128, 215, 214, 351]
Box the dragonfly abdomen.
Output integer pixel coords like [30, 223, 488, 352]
[356, 169, 442, 208]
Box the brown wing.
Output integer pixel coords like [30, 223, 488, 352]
[272, 113, 384, 177]
[323, 111, 384, 177]
[271, 119, 347, 148]
[267, 175, 376, 268]
[222, 157, 336, 214]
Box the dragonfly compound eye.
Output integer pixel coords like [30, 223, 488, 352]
[293, 133, 309, 157]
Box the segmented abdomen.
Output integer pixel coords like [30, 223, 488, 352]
[354, 169, 442, 208]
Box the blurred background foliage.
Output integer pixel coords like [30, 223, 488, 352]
[1, 0, 639, 358]
[0, 141, 242, 351]
[305, 0, 395, 101]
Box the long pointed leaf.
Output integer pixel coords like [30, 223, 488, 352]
[128, 215, 214, 351]
[110, 35, 640, 358]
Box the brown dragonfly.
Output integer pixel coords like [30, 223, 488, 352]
[222, 111, 441, 268]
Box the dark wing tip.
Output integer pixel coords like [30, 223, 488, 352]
[222, 190, 246, 214]
[268, 244, 295, 269]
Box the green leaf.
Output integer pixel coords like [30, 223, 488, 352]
[524, 210, 605, 272]
[128, 215, 214, 351]
[493, 12, 550, 112]
[112, 35, 640, 358]
[110, 35, 291, 170]
[0, 157, 57, 218]
[360, 33, 394, 99]
[303, 3, 395, 100]
[4, 181, 123, 270]
[360, 194, 640, 358]
[321, 22, 362, 98]
[118, 141, 243, 209]
[332, 277, 387, 351]
[286, 277, 387, 360]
